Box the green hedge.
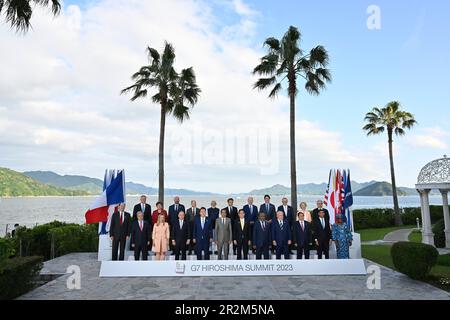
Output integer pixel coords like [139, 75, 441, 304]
[391, 242, 439, 280]
[0, 238, 16, 262]
[0, 256, 43, 299]
[432, 218, 446, 248]
[354, 206, 446, 230]
[49, 224, 98, 257]
[15, 221, 98, 260]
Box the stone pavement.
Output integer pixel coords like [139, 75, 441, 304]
[383, 228, 415, 242]
[18, 253, 450, 300]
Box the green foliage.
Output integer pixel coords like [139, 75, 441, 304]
[0, 167, 88, 196]
[432, 218, 446, 248]
[0, 238, 16, 262]
[354, 206, 445, 230]
[0, 256, 43, 299]
[15, 221, 98, 260]
[391, 242, 439, 280]
[49, 224, 98, 257]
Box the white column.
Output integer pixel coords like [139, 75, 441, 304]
[420, 189, 434, 246]
[440, 189, 450, 248]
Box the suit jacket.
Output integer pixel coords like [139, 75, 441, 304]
[215, 217, 233, 242]
[312, 217, 332, 242]
[131, 220, 151, 247]
[193, 216, 213, 243]
[109, 211, 131, 239]
[132, 203, 152, 223]
[171, 219, 190, 244]
[259, 203, 276, 221]
[207, 207, 220, 229]
[223, 206, 238, 222]
[243, 204, 258, 222]
[277, 205, 294, 226]
[312, 208, 330, 221]
[186, 207, 200, 224]
[271, 219, 291, 245]
[233, 219, 251, 244]
[252, 220, 271, 248]
[293, 220, 312, 247]
[168, 203, 185, 226]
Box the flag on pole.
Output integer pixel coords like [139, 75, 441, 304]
[85, 170, 125, 224]
[324, 169, 332, 207]
[343, 169, 354, 229]
[326, 169, 337, 225]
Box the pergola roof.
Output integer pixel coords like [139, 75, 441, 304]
[416, 156, 450, 190]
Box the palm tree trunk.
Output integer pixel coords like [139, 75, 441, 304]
[288, 73, 298, 214]
[388, 129, 402, 226]
[158, 103, 166, 206]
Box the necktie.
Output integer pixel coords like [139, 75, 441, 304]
[120, 212, 123, 225]
[241, 219, 244, 230]
[262, 221, 265, 230]
[249, 205, 253, 214]
[266, 204, 269, 213]
[321, 218, 325, 229]
[222, 218, 225, 224]
[301, 221, 304, 231]
[175, 204, 178, 212]
[139, 221, 143, 231]
[201, 218, 205, 229]
[279, 220, 283, 229]
[141, 204, 145, 213]
[180, 220, 183, 229]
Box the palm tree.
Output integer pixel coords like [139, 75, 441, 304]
[253, 25, 331, 212]
[121, 42, 200, 205]
[0, 0, 61, 32]
[363, 101, 417, 226]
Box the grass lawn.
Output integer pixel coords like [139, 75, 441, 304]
[362, 245, 450, 292]
[408, 230, 422, 243]
[358, 225, 415, 242]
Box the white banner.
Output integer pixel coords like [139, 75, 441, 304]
[99, 259, 367, 277]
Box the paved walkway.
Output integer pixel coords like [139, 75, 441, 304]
[18, 253, 450, 300]
[383, 228, 415, 242]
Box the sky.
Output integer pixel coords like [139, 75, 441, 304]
[1, 0, 449, 193]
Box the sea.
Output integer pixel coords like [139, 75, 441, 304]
[0, 194, 444, 236]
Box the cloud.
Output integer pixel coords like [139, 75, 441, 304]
[407, 127, 450, 150]
[0, 0, 390, 193]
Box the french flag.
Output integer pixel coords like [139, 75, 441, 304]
[85, 170, 125, 224]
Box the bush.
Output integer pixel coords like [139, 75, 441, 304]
[391, 241, 439, 280]
[0, 256, 43, 299]
[0, 238, 16, 262]
[49, 224, 98, 257]
[432, 218, 446, 248]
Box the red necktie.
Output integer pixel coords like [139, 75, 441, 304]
[120, 213, 123, 225]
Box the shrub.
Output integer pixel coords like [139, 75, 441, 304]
[432, 218, 446, 248]
[353, 208, 395, 229]
[0, 256, 43, 299]
[49, 224, 98, 257]
[0, 238, 16, 262]
[391, 241, 439, 280]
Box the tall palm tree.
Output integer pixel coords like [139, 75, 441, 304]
[253, 25, 331, 212]
[0, 0, 61, 32]
[121, 42, 200, 205]
[363, 101, 417, 226]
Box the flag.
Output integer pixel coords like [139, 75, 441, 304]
[85, 170, 125, 224]
[324, 169, 332, 207]
[343, 169, 354, 229]
[326, 170, 337, 225]
[98, 169, 115, 234]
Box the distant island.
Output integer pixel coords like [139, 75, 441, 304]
[0, 167, 419, 197]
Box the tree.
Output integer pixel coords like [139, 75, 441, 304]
[253, 25, 331, 212]
[0, 0, 61, 32]
[121, 42, 200, 205]
[363, 101, 417, 226]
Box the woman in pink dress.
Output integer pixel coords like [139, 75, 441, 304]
[298, 202, 312, 222]
[152, 214, 170, 260]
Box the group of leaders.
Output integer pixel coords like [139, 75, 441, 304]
[109, 195, 353, 262]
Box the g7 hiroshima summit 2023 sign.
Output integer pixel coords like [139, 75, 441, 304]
[99, 259, 367, 277]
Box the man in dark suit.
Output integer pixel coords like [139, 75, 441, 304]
[132, 195, 152, 222]
[193, 207, 213, 260]
[186, 200, 200, 255]
[109, 203, 131, 261]
[171, 211, 190, 260]
[312, 200, 330, 221]
[271, 211, 291, 260]
[312, 209, 332, 259]
[277, 197, 294, 226]
[208, 200, 220, 253]
[252, 212, 271, 260]
[233, 209, 251, 260]
[293, 212, 312, 259]
[223, 198, 238, 255]
[131, 211, 151, 260]
[243, 196, 258, 222]
[168, 196, 185, 254]
[259, 194, 276, 223]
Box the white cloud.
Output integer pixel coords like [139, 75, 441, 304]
[0, 0, 391, 193]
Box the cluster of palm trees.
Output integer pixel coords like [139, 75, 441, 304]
[4, 3, 417, 225]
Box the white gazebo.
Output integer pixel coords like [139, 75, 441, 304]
[416, 155, 450, 248]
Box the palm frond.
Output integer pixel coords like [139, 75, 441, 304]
[253, 77, 277, 90]
[268, 83, 282, 99]
[264, 37, 280, 51]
